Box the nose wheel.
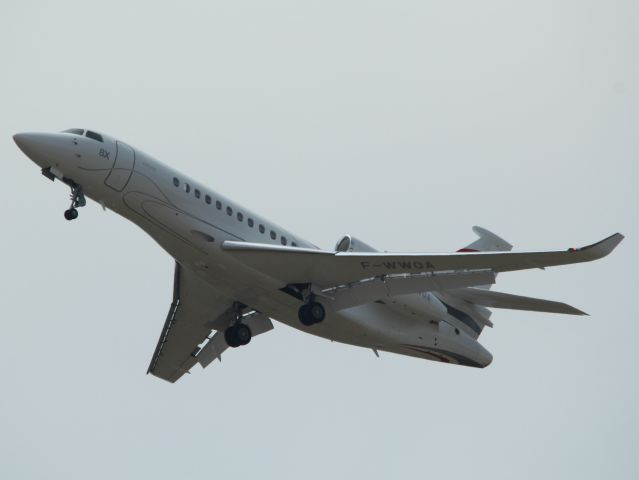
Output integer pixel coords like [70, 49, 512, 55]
[64, 208, 79, 220]
[64, 183, 86, 221]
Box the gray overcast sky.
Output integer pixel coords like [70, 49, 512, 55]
[1, 1, 637, 478]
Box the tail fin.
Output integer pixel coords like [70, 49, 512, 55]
[434, 227, 514, 338]
[458, 226, 513, 253]
[457, 226, 512, 291]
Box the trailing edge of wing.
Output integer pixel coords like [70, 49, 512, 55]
[448, 288, 588, 315]
[222, 233, 623, 288]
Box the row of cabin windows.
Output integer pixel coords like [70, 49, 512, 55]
[172, 176, 297, 247]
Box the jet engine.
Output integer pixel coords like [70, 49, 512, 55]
[334, 235, 378, 253]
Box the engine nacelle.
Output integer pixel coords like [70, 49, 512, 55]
[335, 235, 378, 252]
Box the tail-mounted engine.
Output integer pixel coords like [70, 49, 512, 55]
[335, 235, 378, 253]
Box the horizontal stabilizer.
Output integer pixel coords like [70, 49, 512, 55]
[449, 288, 587, 315]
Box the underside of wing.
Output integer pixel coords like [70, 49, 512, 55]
[147, 263, 236, 383]
[222, 233, 623, 289]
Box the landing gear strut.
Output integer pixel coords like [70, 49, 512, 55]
[224, 302, 252, 348]
[64, 183, 86, 221]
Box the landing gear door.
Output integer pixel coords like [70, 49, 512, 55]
[105, 141, 135, 192]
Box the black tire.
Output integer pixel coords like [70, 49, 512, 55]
[308, 302, 325, 323]
[224, 327, 240, 348]
[298, 304, 315, 326]
[235, 324, 252, 346]
[224, 324, 251, 347]
[64, 208, 78, 221]
[299, 303, 325, 326]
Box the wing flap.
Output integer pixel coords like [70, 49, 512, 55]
[222, 233, 623, 288]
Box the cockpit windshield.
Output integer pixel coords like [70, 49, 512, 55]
[61, 128, 104, 143]
[85, 130, 103, 142]
[62, 128, 84, 135]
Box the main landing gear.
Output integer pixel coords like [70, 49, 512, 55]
[225, 323, 252, 348]
[298, 301, 325, 326]
[224, 302, 252, 348]
[64, 183, 86, 221]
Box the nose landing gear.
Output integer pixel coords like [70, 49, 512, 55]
[64, 208, 78, 220]
[64, 183, 86, 221]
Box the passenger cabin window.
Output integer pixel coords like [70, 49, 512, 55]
[237, 212, 243, 222]
[205, 195, 211, 204]
[86, 130, 103, 142]
[62, 128, 84, 135]
[291, 242, 298, 247]
[281, 236, 287, 245]
[194, 189, 201, 199]
[173, 177, 180, 187]
[270, 230, 276, 240]
[259, 224, 265, 234]
[185, 183, 191, 193]
[226, 206, 233, 216]
[248, 218, 254, 227]
[216, 200, 222, 210]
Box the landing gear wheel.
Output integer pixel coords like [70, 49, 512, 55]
[224, 328, 239, 347]
[298, 301, 325, 326]
[298, 305, 313, 326]
[64, 208, 78, 221]
[62, 183, 85, 221]
[309, 302, 325, 322]
[224, 324, 252, 348]
[234, 323, 252, 346]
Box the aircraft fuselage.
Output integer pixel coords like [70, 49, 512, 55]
[14, 130, 493, 369]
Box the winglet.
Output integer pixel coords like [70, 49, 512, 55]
[574, 233, 624, 260]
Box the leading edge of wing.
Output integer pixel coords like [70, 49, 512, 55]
[222, 233, 624, 287]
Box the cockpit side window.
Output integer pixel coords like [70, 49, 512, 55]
[62, 128, 84, 135]
[86, 130, 103, 142]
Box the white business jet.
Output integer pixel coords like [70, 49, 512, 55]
[14, 129, 623, 383]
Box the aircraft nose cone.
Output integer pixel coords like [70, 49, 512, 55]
[14, 132, 50, 160]
[13, 132, 37, 153]
[13, 132, 72, 168]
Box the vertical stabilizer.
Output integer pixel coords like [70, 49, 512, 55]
[458, 226, 513, 253]
[436, 226, 514, 337]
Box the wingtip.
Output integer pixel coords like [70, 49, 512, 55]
[601, 232, 624, 252]
[563, 304, 589, 316]
[579, 233, 624, 259]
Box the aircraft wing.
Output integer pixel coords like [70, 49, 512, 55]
[147, 263, 236, 383]
[222, 233, 623, 288]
